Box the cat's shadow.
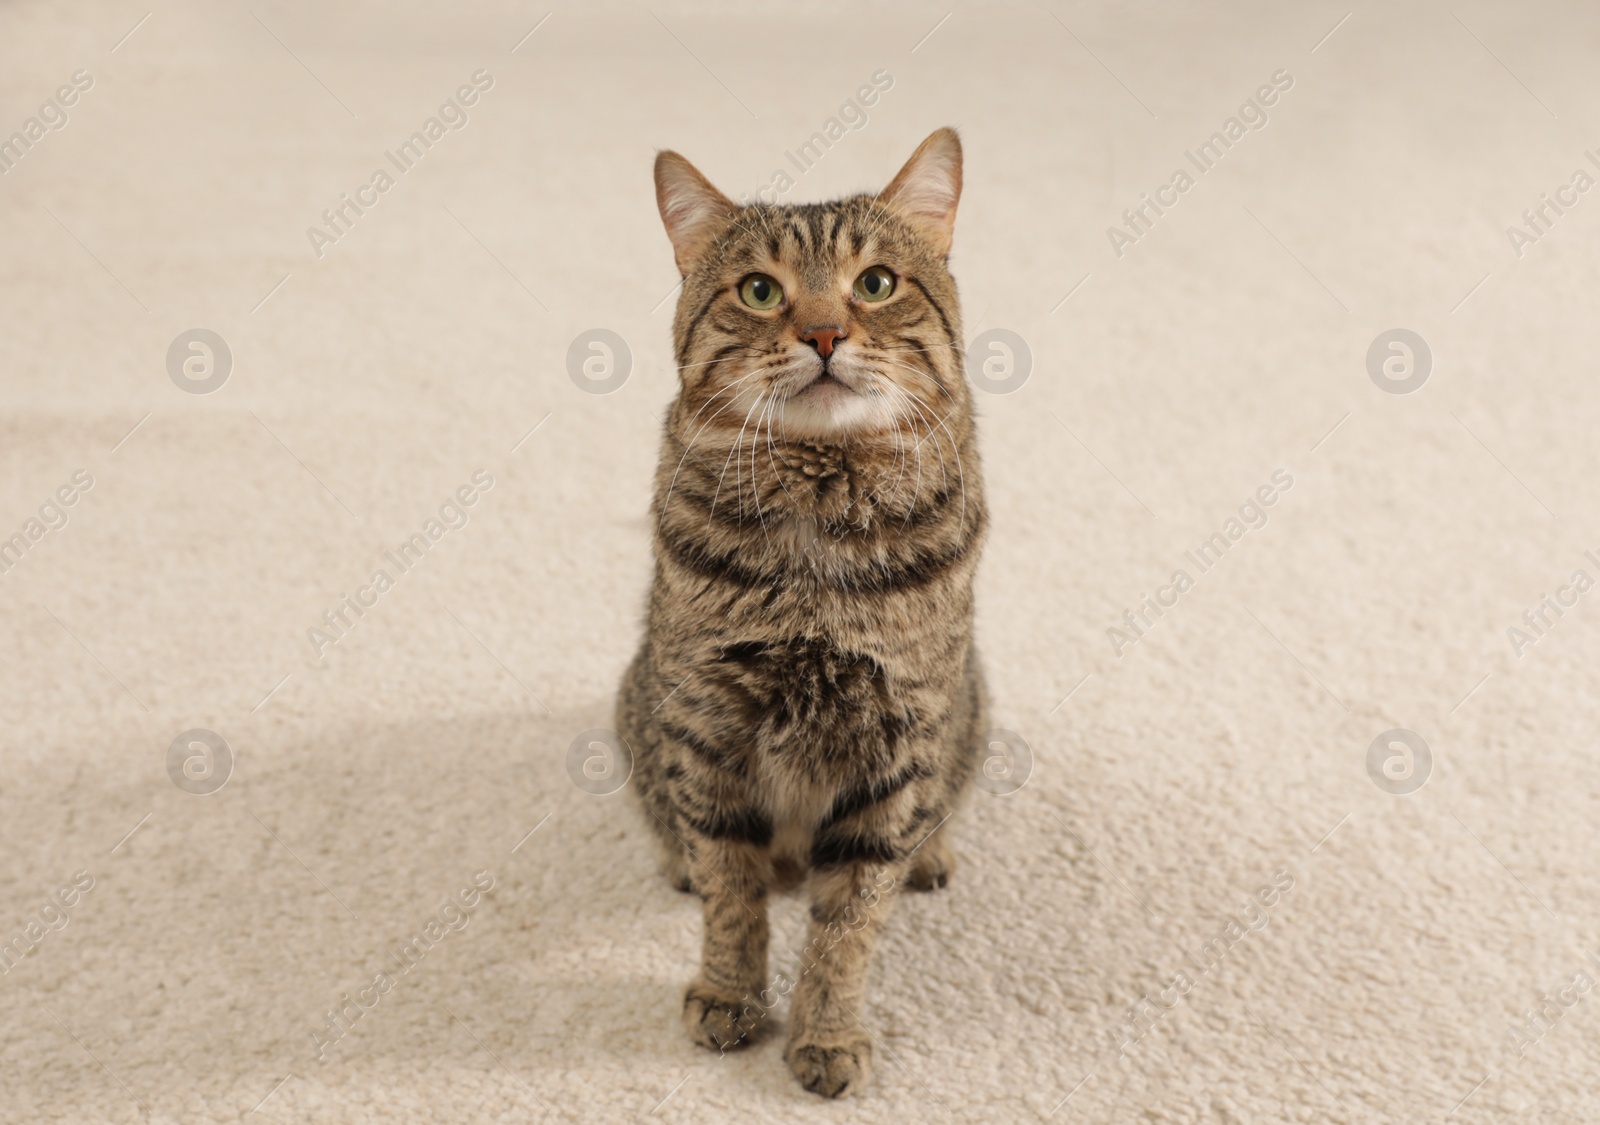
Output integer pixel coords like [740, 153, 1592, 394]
[140, 699, 953, 1098]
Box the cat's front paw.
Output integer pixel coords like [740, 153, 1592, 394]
[785, 1034, 874, 1098]
[683, 979, 762, 1051]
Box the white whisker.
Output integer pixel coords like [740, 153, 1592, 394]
[660, 368, 768, 523]
[890, 381, 968, 533]
[709, 390, 769, 531]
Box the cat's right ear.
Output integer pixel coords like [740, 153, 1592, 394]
[654, 151, 737, 276]
[878, 127, 963, 256]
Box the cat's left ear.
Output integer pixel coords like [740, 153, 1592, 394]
[655, 151, 738, 276]
[878, 127, 963, 255]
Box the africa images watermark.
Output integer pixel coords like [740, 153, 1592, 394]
[1505, 151, 1600, 259]
[309, 870, 497, 1061]
[736, 69, 895, 206]
[306, 470, 495, 656]
[1505, 549, 1600, 658]
[0, 469, 94, 577]
[1505, 943, 1600, 1061]
[0, 69, 94, 176]
[305, 68, 495, 259]
[1107, 469, 1295, 656]
[0, 870, 96, 975]
[1108, 867, 1296, 1058]
[1107, 69, 1295, 258]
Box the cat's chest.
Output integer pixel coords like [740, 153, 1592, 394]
[684, 524, 963, 727]
[767, 513, 860, 574]
[711, 633, 897, 715]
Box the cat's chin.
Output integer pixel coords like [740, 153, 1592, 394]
[775, 391, 897, 440]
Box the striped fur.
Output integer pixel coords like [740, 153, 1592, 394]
[616, 129, 985, 1098]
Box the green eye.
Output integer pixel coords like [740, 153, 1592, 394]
[739, 274, 784, 310]
[853, 266, 895, 303]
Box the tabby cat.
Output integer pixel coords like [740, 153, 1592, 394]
[615, 128, 987, 1098]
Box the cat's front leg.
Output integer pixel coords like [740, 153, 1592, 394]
[784, 858, 902, 1097]
[682, 833, 771, 1051]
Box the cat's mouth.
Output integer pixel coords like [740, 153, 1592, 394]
[783, 358, 863, 400]
[797, 371, 852, 397]
[773, 360, 896, 438]
[756, 349, 899, 437]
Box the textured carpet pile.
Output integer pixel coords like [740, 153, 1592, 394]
[3, 2, 1598, 1121]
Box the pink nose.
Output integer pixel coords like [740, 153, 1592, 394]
[801, 326, 846, 358]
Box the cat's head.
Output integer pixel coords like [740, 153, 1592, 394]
[654, 129, 966, 444]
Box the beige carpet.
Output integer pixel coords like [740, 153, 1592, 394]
[4, 1, 1599, 1121]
